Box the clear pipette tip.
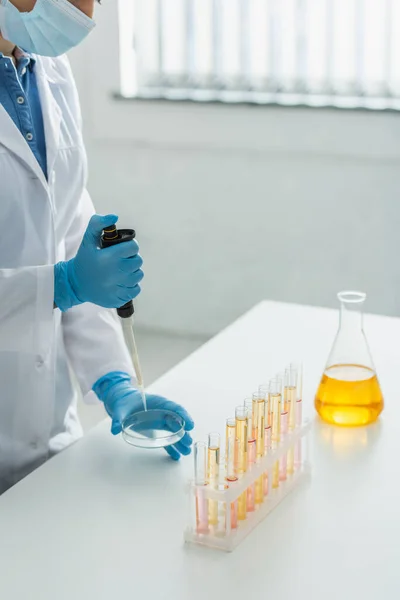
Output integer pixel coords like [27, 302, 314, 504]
[122, 316, 147, 411]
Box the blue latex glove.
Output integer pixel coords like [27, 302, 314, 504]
[54, 214, 143, 312]
[93, 372, 194, 460]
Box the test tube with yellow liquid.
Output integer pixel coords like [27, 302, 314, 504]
[225, 418, 238, 530]
[259, 384, 271, 426]
[293, 363, 303, 470]
[252, 392, 265, 458]
[270, 378, 282, 489]
[252, 391, 265, 505]
[264, 422, 272, 496]
[295, 389, 303, 468]
[245, 401, 256, 512]
[207, 433, 220, 527]
[235, 405, 248, 520]
[279, 410, 288, 481]
[285, 366, 298, 475]
[260, 384, 272, 497]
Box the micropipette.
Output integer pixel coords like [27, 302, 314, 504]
[101, 224, 186, 449]
[101, 225, 147, 411]
[120, 317, 147, 411]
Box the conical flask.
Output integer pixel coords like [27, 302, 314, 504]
[315, 291, 384, 426]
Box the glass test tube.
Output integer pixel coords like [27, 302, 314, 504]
[252, 392, 266, 456]
[194, 442, 208, 534]
[286, 365, 298, 431]
[207, 432, 220, 526]
[235, 405, 248, 474]
[270, 378, 282, 489]
[259, 384, 271, 426]
[235, 405, 248, 521]
[226, 418, 237, 482]
[225, 418, 238, 530]
[283, 380, 289, 413]
[253, 391, 265, 504]
[285, 366, 298, 475]
[291, 362, 303, 406]
[295, 363, 303, 468]
[271, 378, 282, 443]
[245, 401, 255, 450]
[275, 372, 283, 399]
[264, 423, 272, 496]
[244, 399, 255, 441]
[279, 410, 288, 481]
[291, 362, 303, 470]
[295, 398, 303, 469]
[245, 403, 256, 512]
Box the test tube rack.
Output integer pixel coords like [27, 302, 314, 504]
[184, 420, 311, 552]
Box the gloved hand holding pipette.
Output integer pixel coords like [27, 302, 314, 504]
[54, 214, 144, 311]
[93, 372, 194, 460]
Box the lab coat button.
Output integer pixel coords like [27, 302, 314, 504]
[17, 96, 25, 105]
[30, 440, 38, 450]
[36, 356, 44, 367]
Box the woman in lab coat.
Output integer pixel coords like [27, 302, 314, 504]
[0, 0, 193, 494]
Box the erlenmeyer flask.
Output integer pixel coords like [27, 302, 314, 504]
[315, 291, 384, 426]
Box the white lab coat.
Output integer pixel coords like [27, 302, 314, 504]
[0, 54, 133, 494]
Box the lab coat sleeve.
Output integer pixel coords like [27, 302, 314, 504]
[0, 265, 54, 356]
[61, 189, 135, 398]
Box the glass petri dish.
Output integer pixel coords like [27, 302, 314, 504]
[121, 409, 185, 449]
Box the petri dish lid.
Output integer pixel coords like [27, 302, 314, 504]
[121, 409, 185, 449]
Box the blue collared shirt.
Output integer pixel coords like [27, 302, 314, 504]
[0, 48, 47, 179]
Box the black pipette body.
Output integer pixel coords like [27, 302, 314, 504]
[100, 224, 136, 318]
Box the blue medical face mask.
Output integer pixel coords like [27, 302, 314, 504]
[0, 0, 95, 57]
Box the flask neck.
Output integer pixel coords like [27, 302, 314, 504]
[326, 292, 374, 372]
[339, 302, 364, 332]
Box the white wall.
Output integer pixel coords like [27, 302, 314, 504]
[69, 2, 400, 337]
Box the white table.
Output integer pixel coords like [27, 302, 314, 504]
[1, 301, 399, 600]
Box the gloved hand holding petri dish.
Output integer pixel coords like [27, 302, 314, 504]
[93, 372, 194, 459]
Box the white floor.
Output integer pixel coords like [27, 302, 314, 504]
[77, 329, 206, 432]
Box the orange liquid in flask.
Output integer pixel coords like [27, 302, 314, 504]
[315, 364, 383, 426]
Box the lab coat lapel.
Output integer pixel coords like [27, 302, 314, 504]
[34, 57, 62, 179]
[0, 103, 48, 190]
